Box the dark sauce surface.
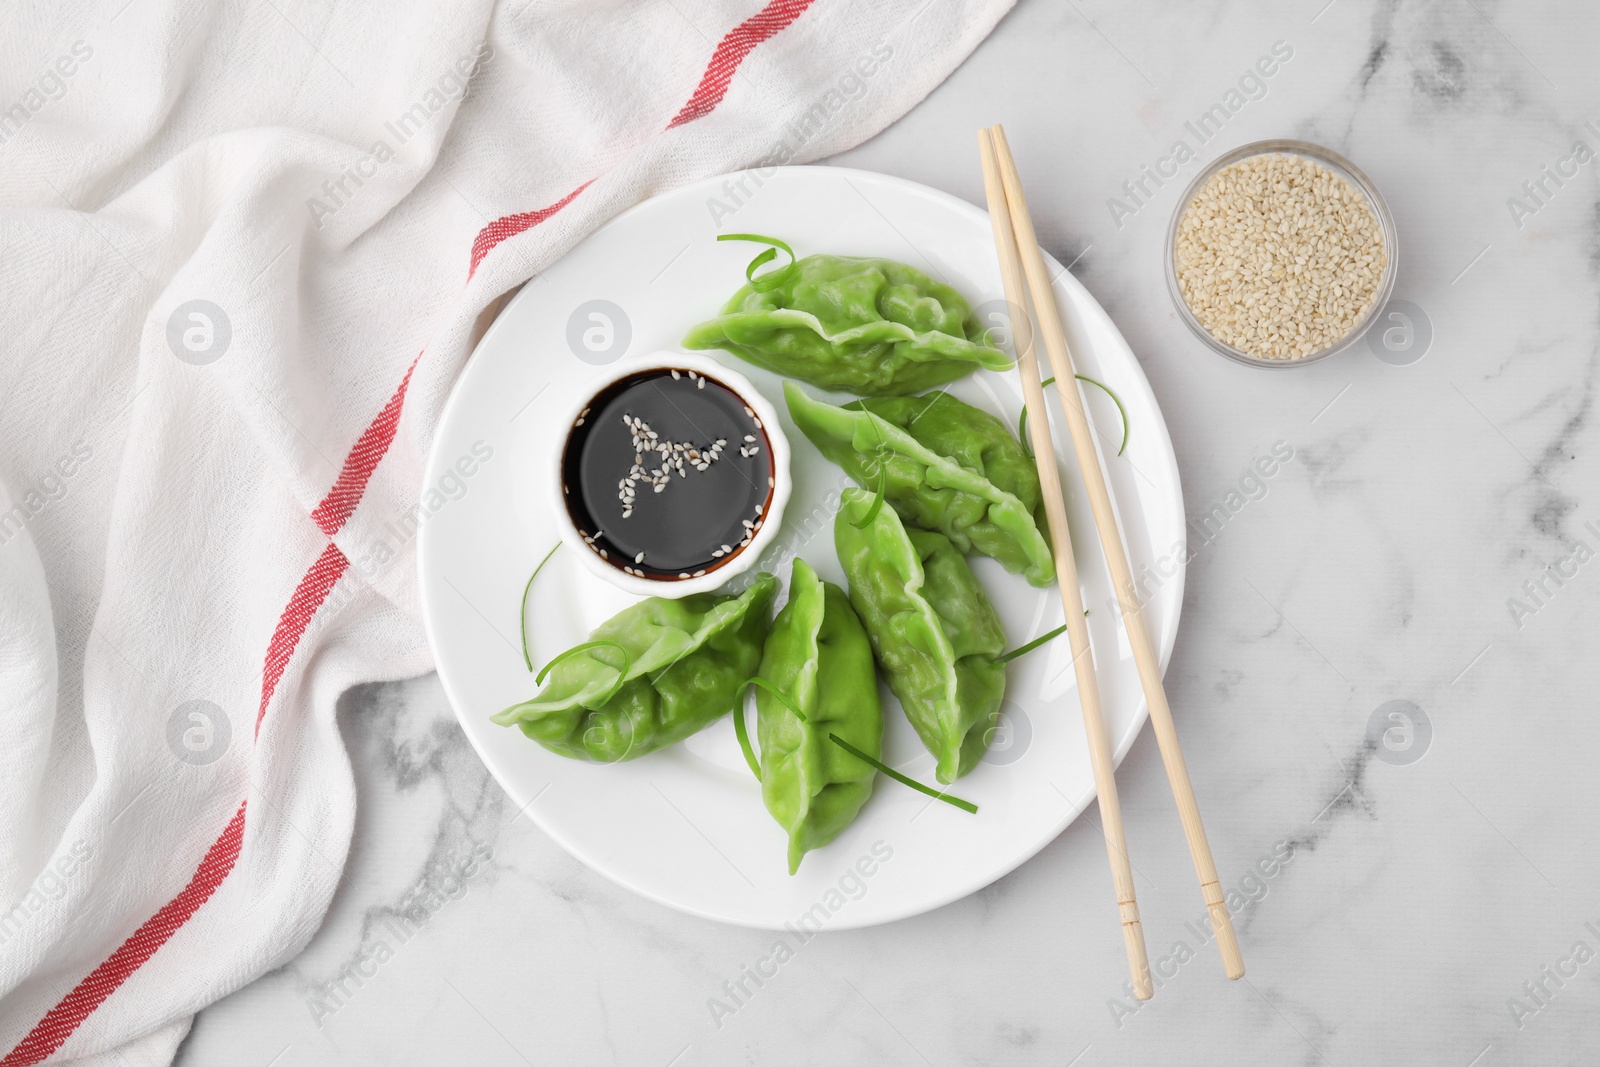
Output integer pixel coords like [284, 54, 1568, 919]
[562, 369, 774, 580]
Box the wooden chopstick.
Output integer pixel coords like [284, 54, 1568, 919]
[978, 127, 1153, 1001]
[986, 124, 1245, 981]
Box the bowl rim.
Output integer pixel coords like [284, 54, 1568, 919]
[546, 350, 791, 598]
[1164, 138, 1399, 369]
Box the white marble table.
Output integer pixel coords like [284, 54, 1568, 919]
[176, 1, 1600, 1062]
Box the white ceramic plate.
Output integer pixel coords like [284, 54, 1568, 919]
[419, 166, 1185, 930]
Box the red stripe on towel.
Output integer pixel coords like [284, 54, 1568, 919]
[0, 802, 249, 1066]
[469, 0, 816, 276]
[310, 356, 421, 536]
[667, 0, 814, 128]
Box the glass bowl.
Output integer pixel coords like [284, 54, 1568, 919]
[1164, 139, 1398, 369]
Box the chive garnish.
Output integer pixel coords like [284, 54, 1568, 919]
[735, 676, 805, 782]
[734, 675, 808, 781]
[732, 695, 761, 779]
[1016, 375, 1053, 451]
[520, 542, 561, 672]
[852, 467, 888, 529]
[827, 733, 978, 814]
[745, 675, 806, 721]
[851, 416, 891, 529]
[1075, 375, 1130, 456]
[1018, 375, 1130, 457]
[999, 623, 1069, 663]
[536, 640, 632, 704]
[717, 233, 798, 293]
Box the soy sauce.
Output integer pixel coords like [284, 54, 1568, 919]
[561, 368, 774, 581]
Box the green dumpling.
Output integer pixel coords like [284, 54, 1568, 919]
[493, 574, 777, 762]
[754, 558, 883, 874]
[683, 253, 1010, 395]
[786, 382, 1053, 586]
[834, 489, 1005, 783]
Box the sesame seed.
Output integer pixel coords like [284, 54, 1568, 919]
[679, 572, 690, 579]
[693, 570, 705, 577]
[634, 551, 645, 563]
[697, 378, 705, 388]
[671, 369, 681, 379]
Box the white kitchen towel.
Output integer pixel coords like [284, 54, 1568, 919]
[0, 1, 1014, 1062]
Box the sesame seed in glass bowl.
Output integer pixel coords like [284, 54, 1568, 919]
[1165, 140, 1397, 368]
